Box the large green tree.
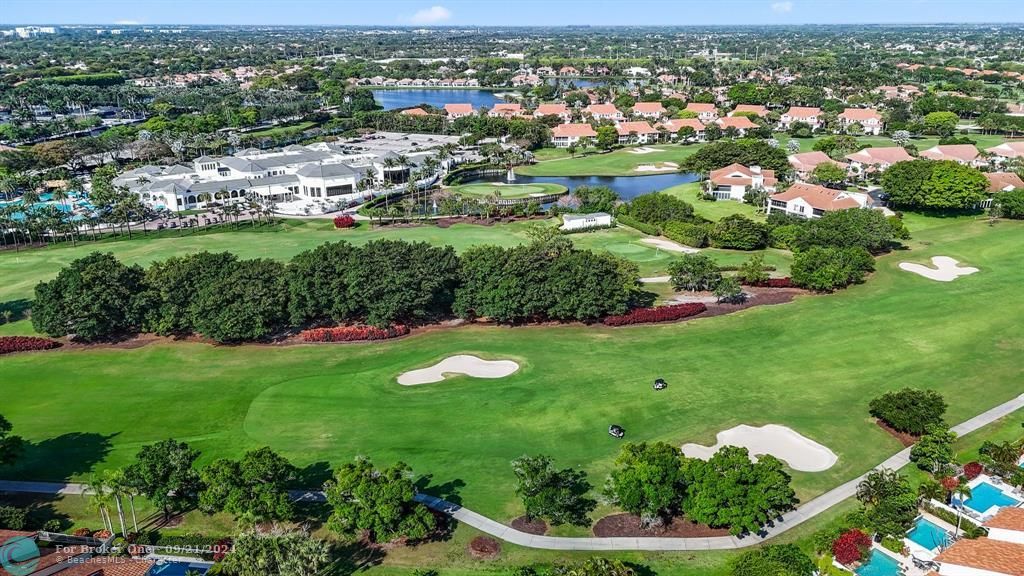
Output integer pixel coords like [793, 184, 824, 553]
[124, 439, 202, 519]
[668, 253, 722, 292]
[324, 457, 436, 543]
[881, 159, 988, 210]
[710, 214, 768, 250]
[681, 446, 797, 536]
[910, 425, 958, 473]
[730, 544, 815, 576]
[604, 442, 686, 527]
[191, 258, 290, 343]
[868, 388, 947, 436]
[143, 251, 239, 335]
[794, 208, 896, 253]
[790, 246, 874, 291]
[511, 455, 596, 527]
[199, 447, 296, 523]
[223, 529, 331, 576]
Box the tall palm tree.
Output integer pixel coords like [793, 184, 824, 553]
[104, 469, 129, 536]
[952, 479, 972, 539]
[84, 475, 114, 534]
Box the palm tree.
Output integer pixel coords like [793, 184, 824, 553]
[952, 479, 972, 539]
[104, 469, 129, 536]
[0, 174, 17, 202]
[84, 475, 115, 534]
[856, 468, 904, 507]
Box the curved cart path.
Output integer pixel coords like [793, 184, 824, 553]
[3, 393, 1022, 551]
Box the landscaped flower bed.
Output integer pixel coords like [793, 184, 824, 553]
[603, 303, 707, 326]
[333, 215, 356, 228]
[962, 461, 983, 480]
[0, 336, 62, 355]
[300, 325, 410, 342]
[742, 277, 795, 288]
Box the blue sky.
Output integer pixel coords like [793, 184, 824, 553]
[3, 0, 1023, 26]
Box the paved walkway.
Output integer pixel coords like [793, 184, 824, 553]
[2, 393, 1021, 551]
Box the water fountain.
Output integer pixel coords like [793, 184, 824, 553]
[506, 168, 516, 183]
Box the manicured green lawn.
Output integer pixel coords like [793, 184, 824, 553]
[517, 144, 705, 176]
[244, 120, 317, 138]
[1, 216, 1021, 529]
[772, 133, 1009, 153]
[660, 182, 764, 222]
[449, 182, 567, 199]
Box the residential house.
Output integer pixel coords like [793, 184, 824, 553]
[559, 66, 579, 76]
[844, 147, 913, 174]
[684, 102, 719, 123]
[1007, 102, 1024, 117]
[919, 144, 982, 166]
[615, 121, 660, 145]
[838, 108, 884, 135]
[444, 103, 475, 119]
[780, 106, 823, 131]
[584, 103, 624, 122]
[788, 151, 849, 181]
[400, 107, 429, 116]
[489, 103, 524, 118]
[985, 142, 1024, 162]
[729, 104, 768, 117]
[707, 163, 777, 201]
[767, 182, 871, 218]
[657, 118, 705, 141]
[930, 507, 1024, 576]
[551, 123, 597, 148]
[632, 102, 667, 119]
[534, 103, 572, 122]
[985, 172, 1024, 193]
[715, 115, 759, 136]
[561, 212, 613, 231]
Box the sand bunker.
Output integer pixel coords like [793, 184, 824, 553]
[681, 424, 838, 472]
[640, 237, 700, 254]
[398, 355, 519, 385]
[634, 162, 679, 173]
[899, 256, 978, 282]
[628, 146, 665, 154]
[640, 276, 672, 284]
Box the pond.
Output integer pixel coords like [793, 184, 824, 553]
[372, 89, 508, 110]
[461, 172, 699, 201]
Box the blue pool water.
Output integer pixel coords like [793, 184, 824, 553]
[960, 482, 1020, 513]
[148, 560, 211, 575]
[855, 550, 902, 576]
[906, 517, 950, 551]
[372, 89, 507, 110]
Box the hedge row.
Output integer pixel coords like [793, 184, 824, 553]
[300, 325, 411, 342]
[613, 213, 660, 236]
[603, 303, 707, 326]
[0, 336, 62, 355]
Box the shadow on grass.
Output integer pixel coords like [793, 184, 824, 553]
[8, 432, 117, 482]
[414, 475, 465, 506]
[0, 491, 72, 532]
[294, 461, 334, 490]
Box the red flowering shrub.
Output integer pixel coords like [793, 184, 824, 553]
[213, 538, 233, 562]
[963, 462, 983, 480]
[93, 529, 112, 539]
[72, 528, 91, 537]
[0, 336, 62, 355]
[301, 325, 410, 342]
[743, 277, 794, 288]
[603, 303, 707, 326]
[940, 476, 961, 492]
[333, 215, 356, 229]
[832, 529, 872, 565]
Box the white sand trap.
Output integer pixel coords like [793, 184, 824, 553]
[899, 256, 978, 282]
[640, 276, 672, 284]
[628, 146, 665, 154]
[634, 162, 679, 173]
[681, 424, 838, 472]
[640, 237, 700, 254]
[398, 355, 519, 385]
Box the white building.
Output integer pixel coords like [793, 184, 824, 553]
[767, 183, 871, 219]
[560, 212, 613, 231]
[707, 164, 777, 201]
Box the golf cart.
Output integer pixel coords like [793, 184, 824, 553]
[653, 378, 668, 390]
[608, 424, 625, 438]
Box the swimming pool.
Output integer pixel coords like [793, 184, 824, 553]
[960, 482, 1021, 514]
[148, 560, 211, 575]
[906, 517, 950, 551]
[855, 550, 902, 576]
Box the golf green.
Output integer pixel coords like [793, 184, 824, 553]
[0, 216, 1020, 524]
[449, 182, 568, 199]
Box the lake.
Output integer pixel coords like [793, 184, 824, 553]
[372, 89, 508, 110]
[464, 172, 699, 201]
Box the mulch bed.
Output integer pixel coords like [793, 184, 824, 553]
[697, 286, 806, 319]
[593, 513, 730, 538]
[875, 419, 919, 447]
[467, 536, 501, 559]
[511, 515, 548, 535]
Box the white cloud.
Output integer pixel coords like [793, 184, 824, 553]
[407, 5, 453, 25]
[771, 1, 794, 13]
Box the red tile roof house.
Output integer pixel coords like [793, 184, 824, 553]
[656, 118, 706, 142]
[583, 103, 624, 121]
[714, 115, 759, 136]
[707, 163, 778, 201]
[844, 146, 914, 175]
[931, 507, 1024, 576]
[985, 172, 1024, 193]
[684, 102, 719, 123]
[534, 103, 572, 122]
[400, 107, 429, 116]
[729, 104, 769, 117]
[767, 182, 870, 218]
[551, 123, 597, 148]
[788, 151, 849, 181]
[985, 142, 1024, 162]
[838, 108, 884, 135]
[919, 144, 984, 167]
[443, 103, 475, 119]
[615, 121, 660, 145]
[488, 103, 525, 118]
[631, 102, 667, 119]
[779, 106, 823, 130]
